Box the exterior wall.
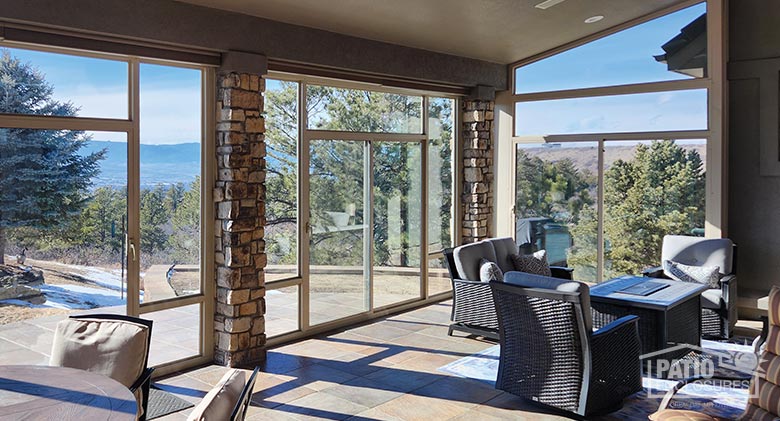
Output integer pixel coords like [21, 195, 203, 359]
[461, 99, 495, 244]
[728, 0, 780, 293]
[214, 72, 267, 366]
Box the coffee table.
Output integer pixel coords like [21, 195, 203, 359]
[590, 275, 707, 359]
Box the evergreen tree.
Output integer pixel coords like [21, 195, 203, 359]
[140, 185, 170, 253]
[170, 177, 201, 263]
[0, 50, 104, 264]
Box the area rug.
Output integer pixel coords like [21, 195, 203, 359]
[438, 340, 751, 420]
[146, 387, 195, 420]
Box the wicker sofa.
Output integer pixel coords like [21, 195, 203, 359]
[643, 235, 737, 338]
[490, 272, 642, 416]
[443, 237, 572, 340]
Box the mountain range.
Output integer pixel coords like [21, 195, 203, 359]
[80, 140, 200, 188]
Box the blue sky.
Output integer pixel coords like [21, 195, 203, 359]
[515, 2, 707, 136]
[5, 48, 201, 144]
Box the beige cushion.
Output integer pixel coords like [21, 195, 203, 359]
[661, 235, 734, 276]
[50, 318, 149, 388]
[187, 369, 247, 421]
[648, 409, 719, 421]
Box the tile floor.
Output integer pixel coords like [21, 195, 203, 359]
[155, 300, 595, 420]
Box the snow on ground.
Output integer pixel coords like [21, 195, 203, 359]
[1, 284, 126, 310]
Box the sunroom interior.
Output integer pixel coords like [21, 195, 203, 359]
[0, 0, 778, 419]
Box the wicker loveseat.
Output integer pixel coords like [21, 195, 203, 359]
[491, 272, 643, 417]
[443, 237, 572, 340]
[643, 235, 737, 338]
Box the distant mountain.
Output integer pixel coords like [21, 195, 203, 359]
[81, 140, 200, 189]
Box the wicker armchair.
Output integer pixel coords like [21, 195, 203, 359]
[643, 235, 737, 338]
[490, 272, 643, 417]
[444, 237, 573, 340]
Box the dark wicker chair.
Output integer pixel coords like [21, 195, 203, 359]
[490, 272, 643, 417]
[444, 237, 573, 340]
[643, 235, 737, 338]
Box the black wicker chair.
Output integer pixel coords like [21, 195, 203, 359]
[444, 237, 573, 340]
[490, 272, 643, 417]
[643, 235, 737, 339]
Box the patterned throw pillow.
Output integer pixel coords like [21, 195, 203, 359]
[509, 250, 552, 277]
[663, 260, 720, 289]
[479, 258, 503, 282]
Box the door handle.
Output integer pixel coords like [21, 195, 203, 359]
[129, 241, 137, 262]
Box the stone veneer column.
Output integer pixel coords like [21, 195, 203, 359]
[214, 71, 267, 367]
[461, 99, 495, 244]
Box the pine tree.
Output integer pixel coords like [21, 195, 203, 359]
[0, 50, 104, 264]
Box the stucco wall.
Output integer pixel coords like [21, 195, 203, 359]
[728, 0, 780, 292]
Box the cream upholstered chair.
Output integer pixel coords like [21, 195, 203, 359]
[187, 367, 259, 421]
[649, 286, 780, 421]
[644, 235, 737, 338]
[50, 314, 153, 420]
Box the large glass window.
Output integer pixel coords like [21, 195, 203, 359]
[0, 44, 209, 369]
[306, 85, 423, 133]
[427, 97, 455, 296]
[515, 89, 708, 136]
[515, 3, 707, 93]
[264, 79, 299, 282]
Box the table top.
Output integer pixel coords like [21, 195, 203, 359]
[0, 365, 137, 421]
[590, 275, 708, 311]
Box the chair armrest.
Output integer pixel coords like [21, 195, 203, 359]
[589, 315, 643, 413]
[550, 266, 574, 280]
[643, 266, 666, 278]
[592, 315, 640, 339]
[719, 274, 736, 286]
[130, 367, 154, 393]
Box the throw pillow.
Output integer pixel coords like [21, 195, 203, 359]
[479, 258, 503, 282]
[509, 250, 552, 277]
[663, 260, 720, 289]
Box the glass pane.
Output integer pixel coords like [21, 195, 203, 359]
[265, 79, 299, 282]
[515, 3, 707, 94]
[306, 85, 422, 133]
[515, 89, 707, 136]
[309, 140, 368, 325]
[428, 256, 452, 296]
[602, 139, 706, 280]
[427, 97, 455, 254]
[0, 128, 128, 364]
[1, 47, 128, 119]
[515, 142, 599, 282]
[373, 142, 422, 308]
[145, 304, 200, 366]
[266, 285, 299, 338]
[139, 63, 202, 303]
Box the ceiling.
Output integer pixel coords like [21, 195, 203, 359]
[175, 0, 690, 64]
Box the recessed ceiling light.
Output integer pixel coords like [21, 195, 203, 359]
[535, 0, 568, 10]
[585, 15, 604, 24]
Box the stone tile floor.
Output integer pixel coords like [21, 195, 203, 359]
[153, 301, 596, 420]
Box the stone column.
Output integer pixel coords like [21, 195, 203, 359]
[461, 99, 495, 244]
[214, 70, 267, 367]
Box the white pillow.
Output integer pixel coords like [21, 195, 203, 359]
[479, 258, 503, 282]
[187, 369, 247, 421]
[663, 260, 720, 288]
[509, 250, 552, 277]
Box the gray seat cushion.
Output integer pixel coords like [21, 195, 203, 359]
[454, 241, 497, 282]
[662, 235, 734, 276]
[701, 288, 723, 309]
[504, 271, 592, 332]
[487, 237, 518, 274]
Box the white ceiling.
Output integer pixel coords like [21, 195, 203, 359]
[175, 0, 690, 64]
